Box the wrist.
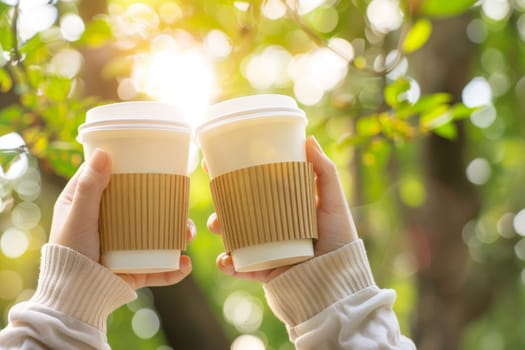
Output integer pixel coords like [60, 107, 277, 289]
[30, 244, 137, 331]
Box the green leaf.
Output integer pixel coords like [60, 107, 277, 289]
[357, 115, 381, 136]
[450, 103, 478, 120]
[0, 68, 12, 92]
[353, 56, 367, 69]
[433, 121, 457, 140]
[400, 176, 426, 207]
[412, 93, 451, 112]
[337, 134, 369, 148]
[20, 34, 49, 64]
[43, 75, 72, 102]
[402, 19, 432, 54]
[46, 142, 83, 178]
[26, 65, 44, 89]
[420, 106, 450, 130]
[397, 92, 451, 119]
[421, 0, 477, 18]
[385, 78, 411, 108]
[0, 5, 13, 51]
[0, 104, 23, 126]
[78, 16, 113, 47]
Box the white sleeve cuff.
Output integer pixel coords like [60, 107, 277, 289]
[263, 239, 376, 327]
[30, 244, 137, 332]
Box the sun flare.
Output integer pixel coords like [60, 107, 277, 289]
[132, 48, 216, 126]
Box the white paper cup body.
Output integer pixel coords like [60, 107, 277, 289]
[196, 95, 314, 271]
[81, 128, 190, 175]
[78, 102, 191, 273]
[198, 116, 306, 178]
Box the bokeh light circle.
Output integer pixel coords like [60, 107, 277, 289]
[1, 227, 29, 258]
[131, 308, 160, 339]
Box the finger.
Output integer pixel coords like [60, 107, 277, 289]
[119, 255, 192, 289]
[207, 212, 220, 234]
[186, 218, 197, 243]
[216, 252, 235, 275]
[305, 136, 348, 212]
[215, 252, 288, 283]
[69, 149, 111, 220]
[56, 162, 86, 204]
[305, 136, 358, 240]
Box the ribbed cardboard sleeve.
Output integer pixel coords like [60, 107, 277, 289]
[99, 173, 190, 252]
[210, 161, 318, 252]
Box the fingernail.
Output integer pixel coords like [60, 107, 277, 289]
[188, 219, 197, 238]
[89, 148, 109, 172]
[219, 254, 236, 274]
[180, 258, 192, 273]
[218, 254, 227, 267]
[207, 212, 217, 228]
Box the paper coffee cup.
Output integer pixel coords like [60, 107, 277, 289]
[78, 101, 191, 273]
[196, 94, 318, 272]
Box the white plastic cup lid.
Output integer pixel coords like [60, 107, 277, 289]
[78, 101, 191, 143]
[195, 94, 307, 135]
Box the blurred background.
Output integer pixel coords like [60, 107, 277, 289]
[0, 0, 524, 349]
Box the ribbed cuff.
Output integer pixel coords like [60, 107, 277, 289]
[263, 239, 375, 327]
[30, 244, 137, 332]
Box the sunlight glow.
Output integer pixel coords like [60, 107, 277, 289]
[0, 133, 28, 181]
[204, 30, 232, 60]
[49, 48, 83, 78]
[1, 228, 29, 259]
[385, 50, 408, 79]
[462, 77, 492, 107]
[514, 209, 525, 236]
[223, 292, 263, 333]
[405, 78, 421, 103]
[231, 335, 265, 350]
[262, 0, 287, 19]
[482, 0, 511, 21]
[158, 2, 182, 24]
[515, 238, 525, 260]
[497, 213, 515, 238]
[244, 46, 292, 90]
[60, 13, 85, 42]
[466, 158, 491, 185]
[18, 3, 57, 42]
[466, 19, 488, 43]
[11, 201, 41, 230]
[297, 0, 326, 15]
[471, 105, 496, 129]
[132, 308, 160, 339]
[132, 48, 216, 125]
[288, 47, 348, 105]
[120, 3, 159, 37]
[367, 0, 403, 34]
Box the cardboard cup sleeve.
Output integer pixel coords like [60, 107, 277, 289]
[210, 161, 318, 252]
[99, 173, 190, 253]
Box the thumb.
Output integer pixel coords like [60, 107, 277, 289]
[71, 149, 111, 218]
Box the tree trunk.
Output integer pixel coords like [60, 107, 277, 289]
[152, 279, 230, 349]
[407, 15, 484, 350]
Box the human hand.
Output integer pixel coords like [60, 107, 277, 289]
[49, 148, 194, 289]
[207, 136, 358, 282]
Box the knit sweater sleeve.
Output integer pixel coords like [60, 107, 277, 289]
[0, 244, 137, 350]
[263, 239, 416, 350]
